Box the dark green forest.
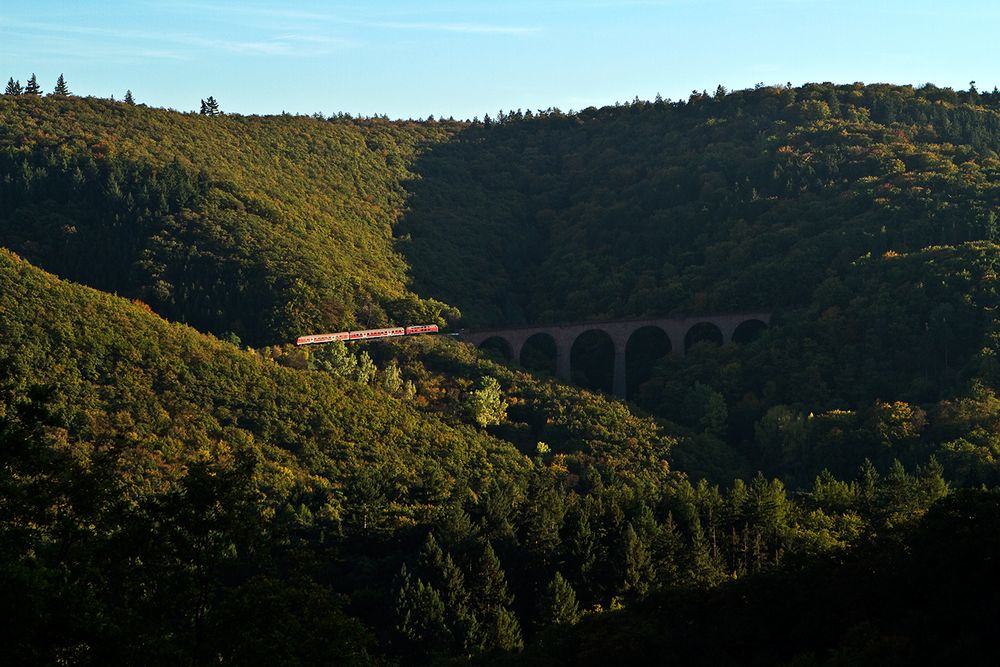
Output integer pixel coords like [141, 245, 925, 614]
[4, 82, 1000, 664]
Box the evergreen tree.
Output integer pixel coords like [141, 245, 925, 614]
[621, 522, 653, 597]
[651, 512, 683, 587]
[521, 475, 565, 565]
[415, 532, 477, 653]
[433, 502, 479, 556]
[859, 458, 880, 519]
[540, 571, 580, 626]
[567, 506, 598, 584]
[686, 517, 724, 587]
[473, 541, 514, 611]
[490, 607, 524, 652]
[4, 78, 21, 95]
[395, 571, 452, 655]
[470, 541, 522, 653]
[200, 96, 220, 116]
[52, 74, 69, 96]
[24, 74, 41, 95]
[124, 89, 135, 105]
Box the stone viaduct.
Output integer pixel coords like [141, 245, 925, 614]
[460, 313, 771, 398]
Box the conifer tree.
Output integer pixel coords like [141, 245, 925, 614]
[490, 607, 524, 651]
[417, 532, 447, 579]
[473, 541, 514, 611]
[521, 476, 566, 565]
[4, 78, 21, 95]
[567, 506, 598, 583]
[471, 541, 522, 652]
[414, 532, 475, 653]
[124, 89, 135, 105]
[541, 571, 580, 626]
[686, 517, 724, 587]
[621, 522, 653, 596]
[395, 571, 452, 655]
[200, 96, 220, 116]
[52, 74, 70, 96]
[24, 74, 41, 95]
[434, 502, 479, 556]
[651, 512, 683, 587]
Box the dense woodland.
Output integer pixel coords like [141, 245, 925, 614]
[4, 82, 1000, 664]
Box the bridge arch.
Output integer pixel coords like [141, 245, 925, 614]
[478, 336, 513, 362]
[520, 332, 558, 375]
[571, 329, 615, 394]
[685, 322, 724, 352]
[732, 318, 768, 344]
[625, 325, 672, 399]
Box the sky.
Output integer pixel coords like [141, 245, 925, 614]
[1, 0, 998, 120]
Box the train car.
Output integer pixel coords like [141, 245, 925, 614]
[405, 324, 439, 335]
[348, 327, 406, 340]
[296, 331, 350, 346]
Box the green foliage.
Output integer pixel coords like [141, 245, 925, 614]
[51, 74, 69, 97]
[541, 572, 580, 627]
[23, 74, 40, 95]
[0, 95, 462, 344]
[8, 83, 1000, 664]
[467, 375, 508, 427]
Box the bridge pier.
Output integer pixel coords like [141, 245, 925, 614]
[613, 343, 627, 398]
[556, 344, 572, 382]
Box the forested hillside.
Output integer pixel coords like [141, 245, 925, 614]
[5, 82, 1000, 664]
[0, 95, 460, 345]
[401, 82, 1000, 325]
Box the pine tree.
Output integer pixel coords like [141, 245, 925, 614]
[414, 532, 475, 653]
[52, 73, 69, 96]
[521, 476, 566, 565]
[651, 512, 682, 587]
[568, 506, 598, 583]
[200, 95, 220, 116]
[124, 89, 135, 105]
[470, 540, 523, 652]
[24, 74, 41, 96]
[433, 502, 479, 556]
[541, 572, 580, 626]
[621, 522, 653, 597]
[4, 78, 22, 95]
[686, 517, 724, 587]
[395, 572, 452, 655]
[490, 607, 524, 651]
[417, 532, 447, 578]
[473, 541, 514, 611]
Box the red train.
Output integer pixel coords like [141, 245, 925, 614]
[295, 324, 439, 346]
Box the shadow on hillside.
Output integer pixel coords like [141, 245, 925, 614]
[394, 119, 559, 328]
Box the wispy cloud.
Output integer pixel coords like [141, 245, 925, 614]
[369, 21, 539, 34]
[0, 16, 357, 58]
[165, 2, 541, 36]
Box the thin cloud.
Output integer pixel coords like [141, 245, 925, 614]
[162, 3, 540, 35]
[370, 21, 540, 34]
[0, 17, 356, 57]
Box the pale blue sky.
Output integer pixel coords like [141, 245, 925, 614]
[1, 1, 997, 119]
